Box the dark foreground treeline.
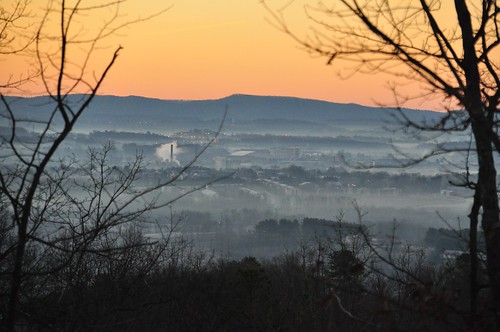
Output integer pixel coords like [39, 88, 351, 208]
[5, 229, 494, 332]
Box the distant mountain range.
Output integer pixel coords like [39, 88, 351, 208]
[2, 94, 444, 135]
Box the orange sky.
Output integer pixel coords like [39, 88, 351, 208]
[100, 1, 395, 107]
[0, 0, 471, 110]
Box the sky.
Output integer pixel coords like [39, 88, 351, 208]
[100, 0, 396, 107]
[0, 0, 470, 110]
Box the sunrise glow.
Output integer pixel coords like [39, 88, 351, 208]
[1, 0, 464, 110]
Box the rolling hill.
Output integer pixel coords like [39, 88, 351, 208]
[2, 94, 444, 135]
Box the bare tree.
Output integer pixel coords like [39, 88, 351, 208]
[0, 0, 127, 325]
[0, 1, 227, 330]
[262, 0, 500, 327]
[0, 0, 34, 89]
[0, 0, 31, 54]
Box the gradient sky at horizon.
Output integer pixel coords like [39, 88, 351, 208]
[1, 0, 467, 111]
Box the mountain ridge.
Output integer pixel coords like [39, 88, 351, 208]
[2, 94, 444, 135]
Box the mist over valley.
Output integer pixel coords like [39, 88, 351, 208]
[2, 94, 475, 260]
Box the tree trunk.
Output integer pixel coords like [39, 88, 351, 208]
[455, 0, 500, 326]
[5, 222, 28, 332]
[469, 186, 480, 321]
[471, 120, 500, 329]
[480, 174, 500, 329]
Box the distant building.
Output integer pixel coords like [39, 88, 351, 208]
[218, 149, 271, 169]
[260, 179, 298, 195]
[441, 249, 466, 261]
[298, 181, 319, 192]
[271, 147, 301, 160]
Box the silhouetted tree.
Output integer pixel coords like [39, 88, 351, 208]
[0, 0, 33, 89]
[263, 0, 500, 327]
[327, 249, 365, 293]
[0, 1, 231, 330]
